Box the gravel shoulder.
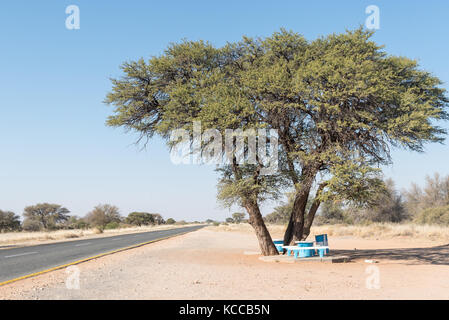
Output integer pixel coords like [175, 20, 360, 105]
[1, 227, 448, 299]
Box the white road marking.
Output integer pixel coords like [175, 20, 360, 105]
[4, 251, 38, 258]
[75, 242, 91, 247]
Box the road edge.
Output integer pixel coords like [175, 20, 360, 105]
[0, 228, 197, 287]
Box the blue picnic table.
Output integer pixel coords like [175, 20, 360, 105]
[273, 234, 330, 259]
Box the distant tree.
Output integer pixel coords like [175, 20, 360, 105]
[264, 193, 303, 224]
[23, 203, 70, 230]
[0, 210, 21, 232]
[225, 217, 234, 223]
[232, 212, 245, 224]
[319, 200, 345, 223]
[68, 216, 89, 229]
[104, 221, 120, 230]
[151, 213, 165, 225]
[126, 212, 155, 226]
[414, 205, 449, 225]
[404, 173, 449, 217]
[86, 204, 121, 229]
[22, 219, 41, 231]
[205, 219, 215, 224]
[348, 179, 407, 223]
[166, 218, 176, 224]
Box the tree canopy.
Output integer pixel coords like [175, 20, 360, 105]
[105, 28, 448, 254]
[86, 204, 121, 229]
[23, 203, 70, 230]
[0, 210, 21, 232]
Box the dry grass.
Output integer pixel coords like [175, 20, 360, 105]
[0, 224, 200, 247]
[207, 222, 449, 242]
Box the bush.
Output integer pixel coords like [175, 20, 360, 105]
[93, 227, 104, 234]
[414, 205, 449, 225]
[232, 212, 245, 223]
[0, 210, 21, 232]
[23, 203, 70, 230]
[166, 218, 176, 224]
[225, 217, 234, 223]
[22, 219, 41, 231]
[86, 204, 121, 228]
[319, 201, 345, 224]
[125, 212, 155, 226]
[212, 222, 220, 226]
[104, 221, 120, 230]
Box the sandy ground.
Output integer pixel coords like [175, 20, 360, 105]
[1, 227, 449, 300]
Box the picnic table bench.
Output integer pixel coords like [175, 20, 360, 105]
[272, 234, 330, 258]
[272, 239, 284, 253]
[283, 245, 330, 258]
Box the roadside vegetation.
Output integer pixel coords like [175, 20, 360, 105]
[264, 172, 449, 227]
[210, 172, 449, 242]
[0, 203, 184, 239]
[209, 222, 449, 243]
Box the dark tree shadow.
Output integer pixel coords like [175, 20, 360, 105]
[331, 244, 449, 265]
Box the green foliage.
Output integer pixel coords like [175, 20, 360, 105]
[166, 218, 176, 224]
[317, 179, 407, 225]
[152, 213, 165, 225]
[232, 212, 245, 223]
[23, 203, 70, 231]
[0, 210, 21, 232]
[225, 217, 234, 223]
[414, 205, 449, 225]
[104, 221, 120, 230]
[65, 216, 89, 230]
[105, 28, 448, 241]
[265, 192, 314, 224]
[86, 204, 121, 228]
[264, 193, 295, 224]
[22, 219, 41, 231]
[125, 212, 155, 226]
[318, 201, 345, 224]
[404, 173, 449, 217]
[359, 179, 407, 223]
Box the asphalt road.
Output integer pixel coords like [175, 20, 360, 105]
[0, 225, 203, 283]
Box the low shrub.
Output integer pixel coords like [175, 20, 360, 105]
[104, 221, 120, 230]
[414, 205, 449, 226]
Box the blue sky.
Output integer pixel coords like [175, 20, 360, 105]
[0, 1, 448, 221]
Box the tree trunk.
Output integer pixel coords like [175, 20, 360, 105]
[301, 182, 326, 240]
[245, 200, 279, 256]
[301, 200, 321, 240]
[283, 188, 310, 245]
[283, 165, 324, 245]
